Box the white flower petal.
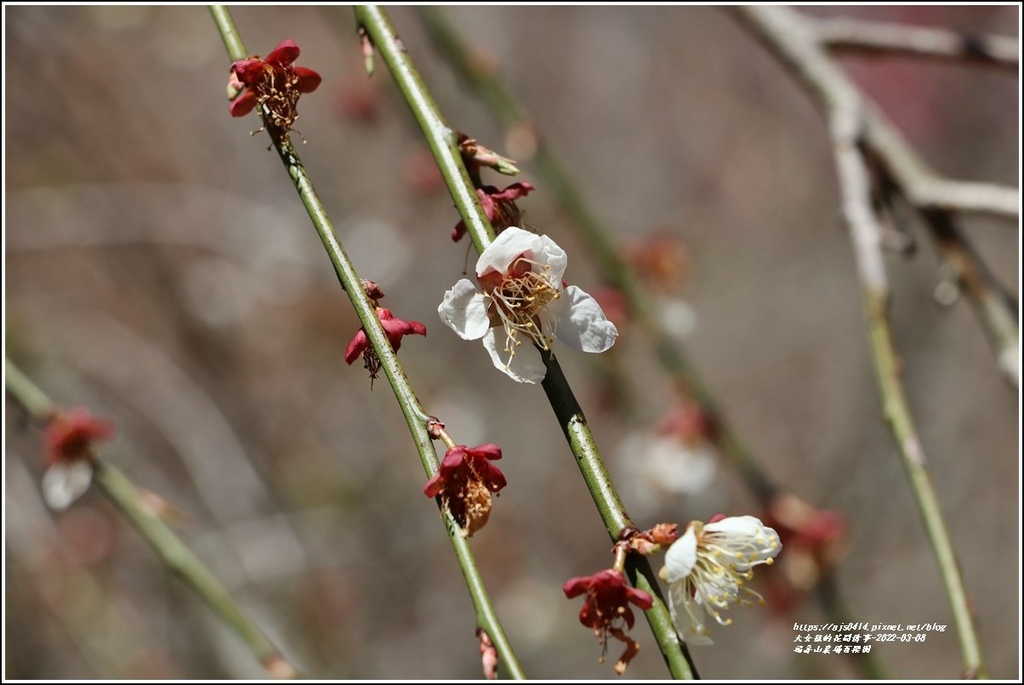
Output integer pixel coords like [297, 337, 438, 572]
[475, 226, 540, 277]
[705, 515, 782, 565]
[662, 525, 698, 583]
[41, 461, 93, 511]
[438, 279, 490, 340]
[482, 328, 547, 383]
[704, 514, 766, 536]
[536, 233, 568, 283]
[554, 285, 618, 352]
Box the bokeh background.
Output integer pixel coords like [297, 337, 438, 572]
[4, 5, 1019, 680]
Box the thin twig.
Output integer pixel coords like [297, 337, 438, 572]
[817, 16, 1019, 72]
[208, 5, 525, 678]
[729, 6, 991, 678]
[355, 5, 695, 678]
[861, 106, 1019, 386]
[414, 10, 893, 678]
[4, 357, 298, 679]
[739, 7, 1020, 385]
[800, 23, 1020, 225]
[860, 106, 1019, 386]
[920, 209, 1019, 387]
[414, 5, 779, 505]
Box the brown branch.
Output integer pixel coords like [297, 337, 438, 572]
[731, 6, 1019, 387]
[817, 16, 1019, 72]
[859, 104, 1019, 222]
[919, 208, 1019, 386]
[728, 6, 992, 678]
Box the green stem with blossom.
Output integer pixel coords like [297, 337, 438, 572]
[415, 5, 777, 505]
[355, 5, 694, 678]
[413, 10, 897, 678]
[209, 6, 525, 678]
[5, 357, 297, 679]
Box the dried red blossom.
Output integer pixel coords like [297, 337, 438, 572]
[423, 444, 507, 537]
[345, 307, 427, 382]
[360, 279, 386, 302]
[563, 568, 653, 675]
[452, 182, 535, 242]
[228, 39, 322, 142]
[43, 407, 115, 466]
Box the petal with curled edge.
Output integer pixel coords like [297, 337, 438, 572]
[294, 66, 322, 93]
[228, 88, 258, 117]
[705, 515, 782, 569]
[662, 524, 698, 584]
[231, 58, 266, 84]
[481, 329, 547, 383]
[554, 285, 618, 352]
[438, 279, 490, 341]
[535, 232, 568, 283]
[475, 226, 540, 278]
[264, 39, 300, 66]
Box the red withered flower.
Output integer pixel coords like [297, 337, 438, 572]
[345, 307, 427, 383]
[452, 182, 535, 242]
[43, 407, 115, 466]
[228, 39, 322, 142]
[563, 568, 653, 675]
[423, 444, 507, 537]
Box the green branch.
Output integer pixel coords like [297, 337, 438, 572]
[208, 6, 524, 679]
[5, 357, 297, 679]
[415, 5, 776, 504]
[356, 5, 694, 678]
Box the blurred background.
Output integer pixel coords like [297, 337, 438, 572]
[4, 5, 1019, 680]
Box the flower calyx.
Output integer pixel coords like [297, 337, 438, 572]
[458, 133, 521, 177]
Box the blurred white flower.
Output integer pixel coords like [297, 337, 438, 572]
[660, 516, 781, 645]
[41, 460, 93, 511]
[658, 297, 698, 341]
[644, 435, 717, 495]
[438, 227, 617, 383]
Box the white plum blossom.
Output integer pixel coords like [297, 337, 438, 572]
[438, 227, 618, 383]
[659, 515, 781, 645]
